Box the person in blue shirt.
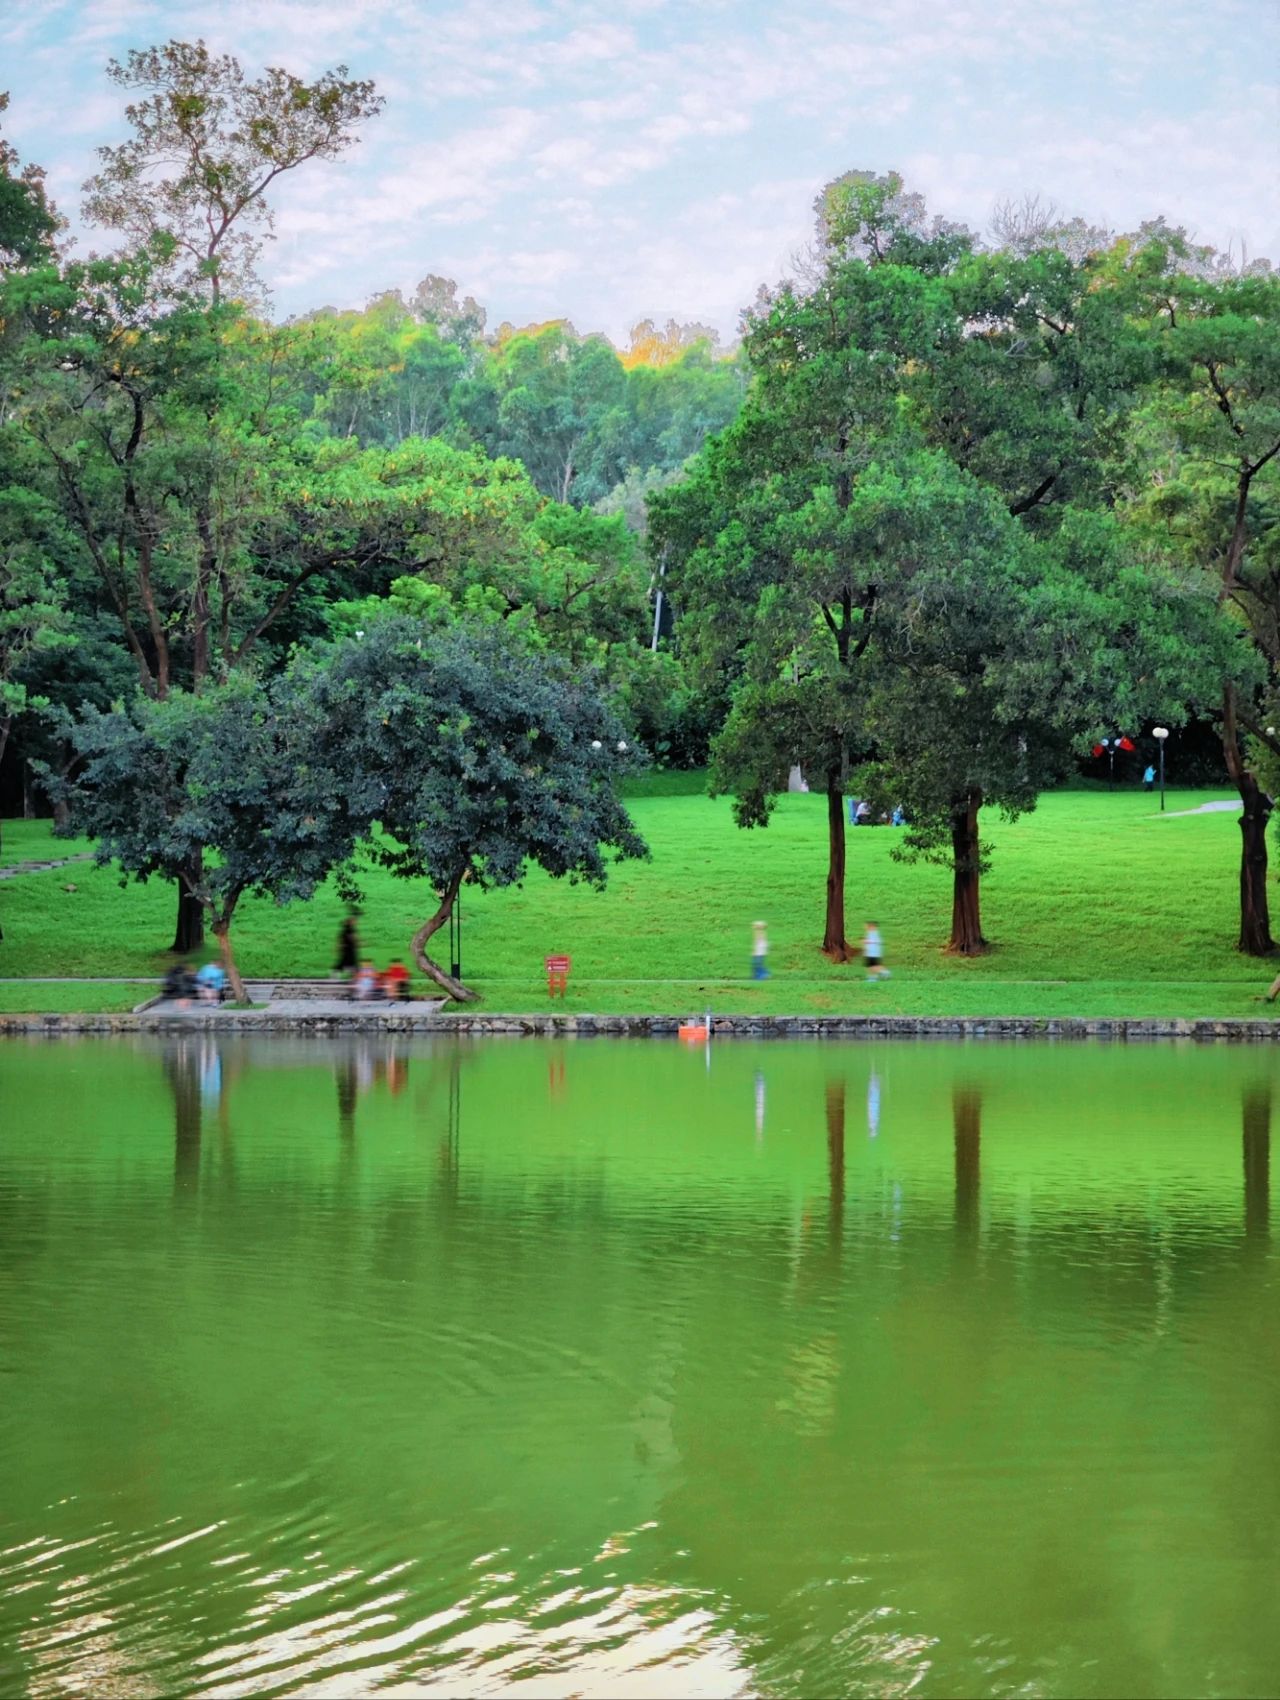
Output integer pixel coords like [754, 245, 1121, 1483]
[1143, 765, 1156, 792]
[196, 961, 226, 1003]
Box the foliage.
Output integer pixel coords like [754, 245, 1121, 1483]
[0, 93, 61, 272]
[300, 617, 648, 997]
[653, 176, 1242, 956]
[0, 481, 73, 763]
[83, 40, 382, 304]
[65, 672, 361, 998]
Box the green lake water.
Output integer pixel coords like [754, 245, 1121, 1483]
[1, 1035, 1278, 1698]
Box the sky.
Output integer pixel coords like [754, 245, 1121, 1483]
[3, 0, 1278, 342]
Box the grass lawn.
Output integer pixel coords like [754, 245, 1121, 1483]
[0, 819, 95, 865]
[0, 982, 149, 1014]
[1, 785, 1277, 1019]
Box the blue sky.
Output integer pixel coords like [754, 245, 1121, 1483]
[4, 0, 1278, 340]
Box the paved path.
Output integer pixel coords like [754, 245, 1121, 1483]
[144, 995, 446, 1019]
[0, 853, 94, 881]
[1159, 800, 1241, 818]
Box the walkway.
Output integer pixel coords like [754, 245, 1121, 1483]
[0, 853, 94, 882]
[1159, 800, 1241, 818]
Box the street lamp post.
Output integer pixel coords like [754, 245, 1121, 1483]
[1153, 726, 1169, 813]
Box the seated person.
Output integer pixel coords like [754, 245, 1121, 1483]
[854, 799, 873, 826]
[195, 961, 227, 1003]
[352, 961, 381, 1001]
[381, 959, 411, 1002]
[162, 961, 197, 1003]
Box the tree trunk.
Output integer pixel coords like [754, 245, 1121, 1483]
[172, 858, 205, 954]
[193, 507, 216, 687]
[411, 868, 478, 1002]
[953, 1083, 981, 1241]
[52, 796, 71, 834]
[212, 915, 248, 1005]
[1243, 1085, 1270, 1242]
[946, 789, 988, 956]
[1237, 783, 1274, 955]
[1222, 685, 1274, 956]
[822, 771, 852, 960]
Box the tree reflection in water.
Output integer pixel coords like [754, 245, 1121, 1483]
[1243, 1083, 1270, 1243]
[953, 1082, 981, 1245]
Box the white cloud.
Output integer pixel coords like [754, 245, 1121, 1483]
[2, 0, 1275, 337]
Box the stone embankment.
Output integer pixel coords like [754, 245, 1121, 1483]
[2, 1011, 1280, 1041]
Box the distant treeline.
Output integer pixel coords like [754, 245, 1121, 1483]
[286, 281, 746, 513]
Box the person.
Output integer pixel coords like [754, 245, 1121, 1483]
[848, 797, 860, 825]
[353, 961, 380, 1001]
[751, 919, 769, 981]
[162, 960, 197, 1006]
[195, 961, 226, 1003]
[334, 912, 360, 978]
[382, 958, 411, 1002]
[855, 799, 873, 826]
[891, 804, 906, 826]
[1143, 764, 1156, 792]
[862, 919, 890, 982]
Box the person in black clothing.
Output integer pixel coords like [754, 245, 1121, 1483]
[162, 961, 197, 1005]
[334, 913, 360, 978]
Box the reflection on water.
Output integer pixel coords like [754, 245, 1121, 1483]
[2, 1036, 1279, 1699]
[953, 1083, 981, 1244]
[1243, 1084, 1270, 1243]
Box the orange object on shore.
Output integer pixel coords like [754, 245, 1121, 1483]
[545, 954, 571, 998]
[678, 1023, 709, 1042]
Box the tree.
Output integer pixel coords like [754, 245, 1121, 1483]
[83, 40, 382, 304]
[66, 672, 360, 1001]
[303, 618, 647, 1000]
[14, 276, 459, 945]
[652, 213, 957, 958]
[856, 504, 1237, 953]
[1130, 263, 1280, 953]
[15, 42, 381, 949]
[654, 172, 1243, 957]
[0, 488, 71, 770]
[409, 274, 486, 348]
[0, 93, 60, 273]
[460, 323, 629, 505]
[320, 439, 652, 674]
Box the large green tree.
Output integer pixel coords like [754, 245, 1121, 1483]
[652, 190, 963, 958]
[302, 618, 647, 1000]
[856, 505, 1235, 951]
[83, 40, 381, 305]
[66, 670, 361, 1001]
[10, 41, 382, 947]
[654, 172, 1240, 957]
[1126, 260, 1280, 953]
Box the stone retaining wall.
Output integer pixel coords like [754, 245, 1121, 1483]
[3, 1011, 1280, 1041]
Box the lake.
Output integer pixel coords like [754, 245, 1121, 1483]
[1, 1035, 1277, 1697]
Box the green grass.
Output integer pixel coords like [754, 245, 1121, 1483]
[1, 787, 1276, 1019]
[0, 982, 149, 1014]
[0, 819, 94, 866]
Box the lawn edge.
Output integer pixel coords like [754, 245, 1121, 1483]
[3, 1010, 1280, 1040]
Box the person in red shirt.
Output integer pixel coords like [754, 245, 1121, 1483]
[381, 959, 411, 1003]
